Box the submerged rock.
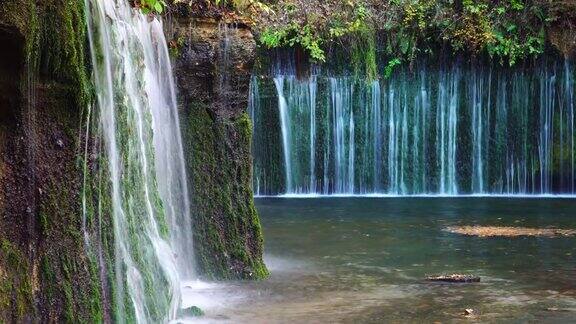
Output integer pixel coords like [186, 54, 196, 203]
[545, 307, 573, 312]
[462, 308, 477, 318]
[181, 306, 205, 317]
[425, 274, 480, 283]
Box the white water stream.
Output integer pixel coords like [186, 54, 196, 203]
[252, 62, 576, 196]
[83, 0, 194, 322]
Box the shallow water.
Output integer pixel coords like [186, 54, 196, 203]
[181, 198, 576, 323]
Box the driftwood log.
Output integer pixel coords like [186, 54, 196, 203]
[425, 274, 480, 283]
[444, 226, 576, 238]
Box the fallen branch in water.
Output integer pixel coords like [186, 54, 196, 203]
[425, 274, 480, 283]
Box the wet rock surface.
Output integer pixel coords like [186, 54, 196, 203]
[0, 2, 101, 322]
[171, 14, 256, 120]
[169, 10, 267, 279]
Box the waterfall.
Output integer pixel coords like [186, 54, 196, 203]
[309, 77, 317, 193]
[146, 20, 194, 280]
[331, 78, 355, 193]
[567, 61, 575, 192]
[84, 0, 192, 322]
[539, 68, 555, 193]
[372, 80, 382, 192]
[435, 67, 459, 194]
[271, 75, 320, 194]
[252, 60, 576, 196]
[470, 66, 491, 193]
[274, 76, 293, 193]
[248, 75, 261, 195]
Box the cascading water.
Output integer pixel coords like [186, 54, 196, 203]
[330, 78, 355, 193]
[251, 60, 576, 196]
[274, 76, 294, 192]
[83, 0, 193, 322]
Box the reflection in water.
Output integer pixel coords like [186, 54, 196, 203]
[181, 198, 576, 323]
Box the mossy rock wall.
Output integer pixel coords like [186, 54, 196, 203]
[0, 0, 103, 321]
[171, 14, 268, 279]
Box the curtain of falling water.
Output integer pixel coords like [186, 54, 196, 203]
[251, 60, 576, 196]
[144, 15, 194, 281]
[274, 76, 294, 193]
[83, 0, 193, 322]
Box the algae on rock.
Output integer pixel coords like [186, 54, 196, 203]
[0, 0, 102, 321]
[171, 12, 268, 279]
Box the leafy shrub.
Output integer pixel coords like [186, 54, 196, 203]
[254, 0, 553, 73]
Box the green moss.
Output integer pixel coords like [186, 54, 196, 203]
[350, 22, 377, 81]
[39, 0, 92, 107]
[0, 1, 103, 322]
[183, 103, 268, 280]
[181, 306, 204, 317]
[0, 0, 106, 322]
[87, 154, 125, 323]
[40, 251, 104, 323]
[1, 0, 91, 105]
[37, 136, 104, 323]
[0, 240, 32, 319]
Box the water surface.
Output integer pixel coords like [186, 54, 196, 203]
[182, 198, 576, 323]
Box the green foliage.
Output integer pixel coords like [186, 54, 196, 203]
[256, 0, 553, 74]
[137, 0, 166, 14]
[509, 0, 525, 11]
[331, 4, 376, 80]
[260, 23, 325, 62]
[487, 28, 545, 66]
[449, 0, 545, 66]
[168, 36, 186, 58]
[259, 29, 286, 48]
[411, 0, 547, 65]
[259, 1, 376, 77]
[384, 58, 402, 79]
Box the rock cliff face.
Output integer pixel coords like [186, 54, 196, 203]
[547, 2, 576, 60]
[0, 0, 102, 322]
[170, 11, 268, 279]
[0, 1, 269, 321]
